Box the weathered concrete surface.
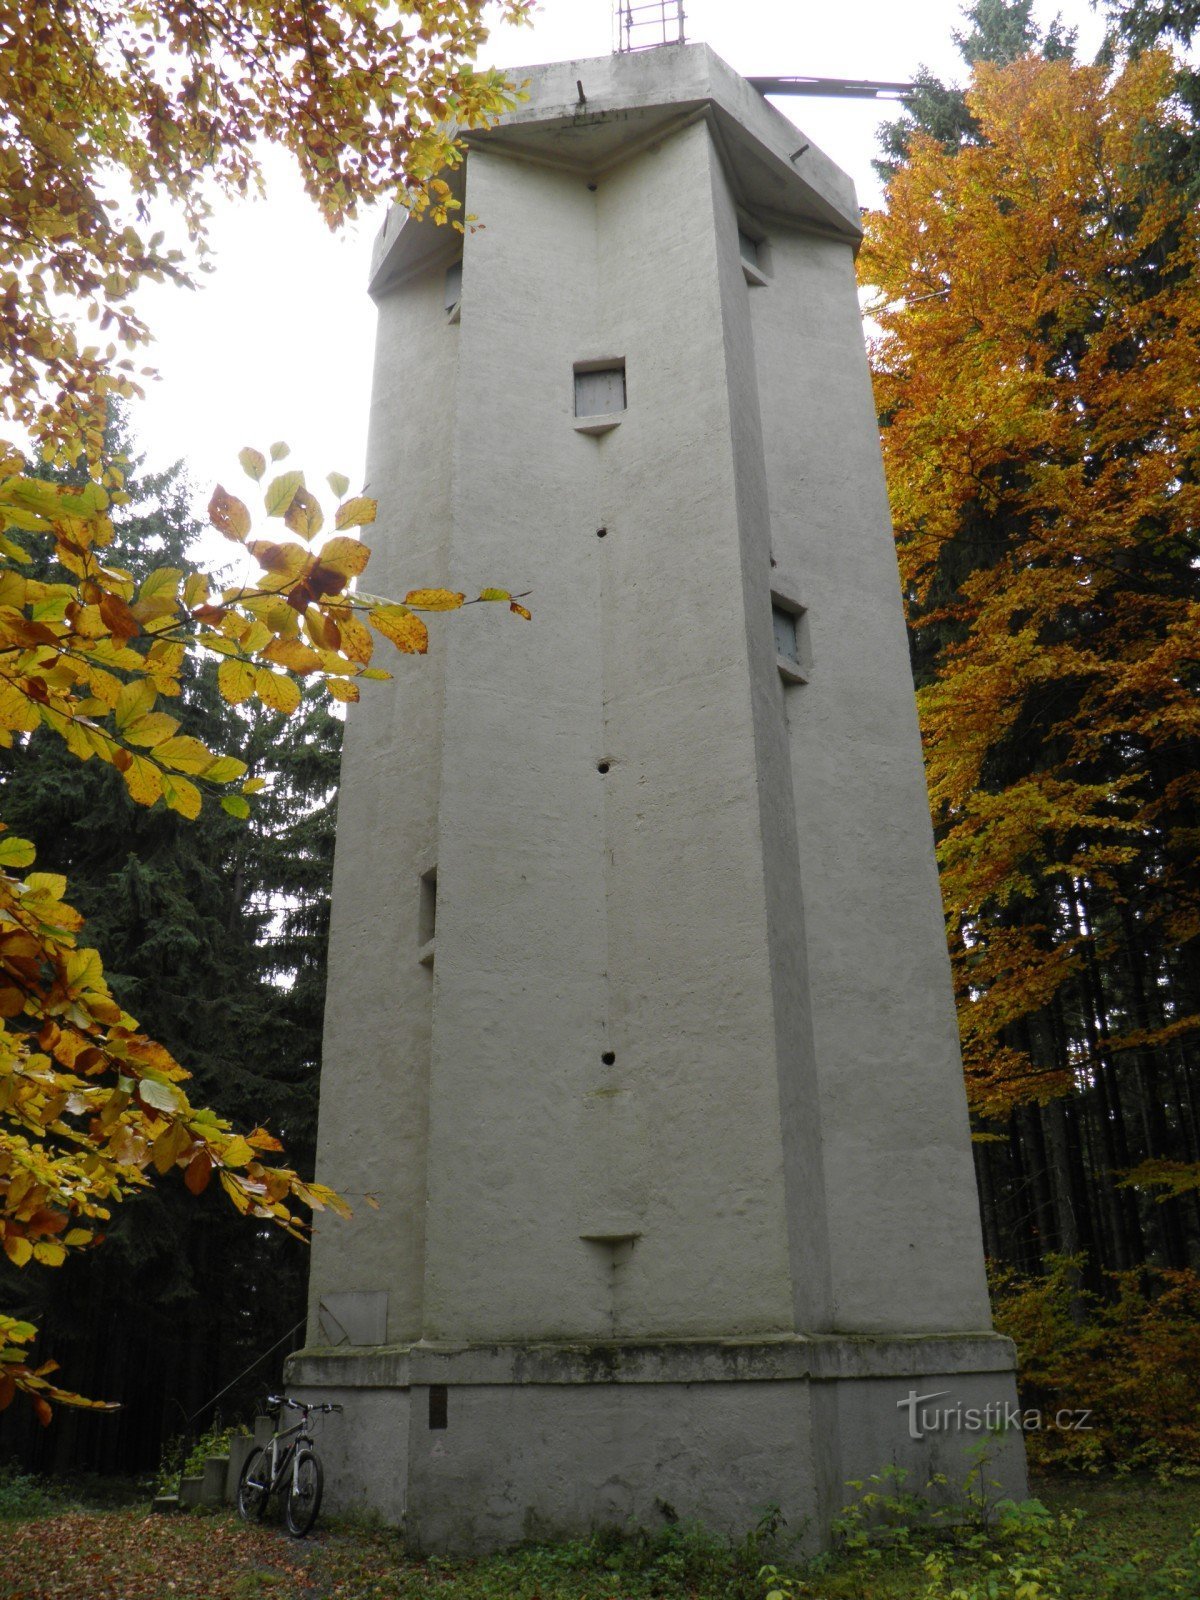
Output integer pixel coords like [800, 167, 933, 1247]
[297, 40, 1025, 1550]
[290, 1335, 1025, 1550]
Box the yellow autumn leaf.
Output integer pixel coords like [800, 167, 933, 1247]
[113, 677, 156, 731]
[405, 588, 465, 611]
[154, 735, 218, 775]
[0, 683, 41, 734]
[0, 836, 36, 869]
[317, 535, 370, 579]
[138, 566, 184, 602]
[25, 872, 67, 900]
[264, 470, 304, 519]
[203, 755, 248, 784]
[370, 605, 429, 655]
[208, 485, 252, 542]
[122, 711, 180, 749]
[161, 774, 202, 819]
[217, 658, 257, 704]
[123, 754, 164, 808]
[262, 638, 323, 674]
[221, 1135, 255, 1168]
[3, 1237, 32, 1268]
[333, 496, 377, 531]
[284, 486, 324, 541]
[334, 612, 374, 664]
[256, 668, 302, 714]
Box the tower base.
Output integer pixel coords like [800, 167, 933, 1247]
[286, 1335, 1026, 1553]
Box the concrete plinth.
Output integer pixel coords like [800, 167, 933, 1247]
[294, 40, 1026, 1550]
[289, 1335, 1024, 1550]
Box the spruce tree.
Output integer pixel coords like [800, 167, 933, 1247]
[0, 415, 342, 1472]
[875, 0, 1077, 180]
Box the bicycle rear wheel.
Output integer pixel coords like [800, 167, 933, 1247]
[236, 1447, 272, 1522]
[284, 1448, 323, 1536]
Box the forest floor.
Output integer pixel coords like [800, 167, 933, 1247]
[0, 1473, 1196, 1600]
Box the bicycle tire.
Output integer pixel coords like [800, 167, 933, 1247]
[236, 1446, 272, 1522]
[285, 1447, 324, 1537]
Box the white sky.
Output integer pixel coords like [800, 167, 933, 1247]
[130, 0, 1110, 506]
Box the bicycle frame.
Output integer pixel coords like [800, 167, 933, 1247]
[255, 1414, 312, 1498]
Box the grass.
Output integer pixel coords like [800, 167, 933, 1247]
[0, 1475, 1195, 1599]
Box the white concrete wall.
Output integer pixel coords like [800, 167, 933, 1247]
[415, 120, 812, 1344]
[307, 238, 461, 1343]
[747, 228, 993, 1332]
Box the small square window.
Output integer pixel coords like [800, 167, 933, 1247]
[574, 363, 626, 419]
[738, 230, 760, 267]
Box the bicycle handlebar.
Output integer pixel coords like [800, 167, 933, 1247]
[266, 1394, 344, 1414]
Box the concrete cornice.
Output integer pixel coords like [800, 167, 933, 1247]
[368, 43, 860, 298]
[287, 1331, 1018, 1390]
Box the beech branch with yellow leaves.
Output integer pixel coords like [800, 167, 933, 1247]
[0, 442, 528, 1418]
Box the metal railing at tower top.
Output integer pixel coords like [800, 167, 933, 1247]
[614, 0, 686, 52]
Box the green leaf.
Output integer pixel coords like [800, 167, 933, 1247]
[239, 447, 267, 481]
[264, 471, 304, 519]
[0, 835, 36, 869]
[269, 441, 291, 462]
[139, 566, 184, 602]
[204, 755, 248, 784]
[114, 677, 156, 731]
[327, 471, 350, 499]
[221, 794, 252, 820]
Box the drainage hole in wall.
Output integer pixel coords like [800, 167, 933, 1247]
[597, 761, 610, 774]
[601, 1051, 616, 1066]
[596, 526, 608, 539]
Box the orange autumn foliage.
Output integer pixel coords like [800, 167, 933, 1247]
[860, 53, 1200, 1139]
[990, 1255, 1200, 1470]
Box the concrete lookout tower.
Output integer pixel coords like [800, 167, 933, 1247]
[288, 44, 1026, 1550]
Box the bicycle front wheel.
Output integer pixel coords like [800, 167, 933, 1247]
[237, 1446, 272, 1522]
[284, 1447, 324, 1537]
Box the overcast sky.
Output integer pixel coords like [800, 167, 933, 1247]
[131, 0, 1110, 505]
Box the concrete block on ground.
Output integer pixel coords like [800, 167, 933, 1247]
[200, 1456, 227, 1507]
[226, 1434, 255, 1503]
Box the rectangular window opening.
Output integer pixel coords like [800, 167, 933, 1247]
[444, 259, 463, 313]
[419, 867, 438, 947]
[738, 230, 760, 267]
[574, 361, 626, 419]
[428, 1385, 448, 1430]
[772, 604, 800, 667]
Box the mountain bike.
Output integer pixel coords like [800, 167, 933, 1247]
[236, 1394, 342, 1536]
